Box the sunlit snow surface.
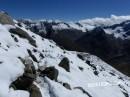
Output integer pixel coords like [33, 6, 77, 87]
[0, 23, 130, 97]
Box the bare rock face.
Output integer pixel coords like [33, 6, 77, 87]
[0, 11, 14, 25]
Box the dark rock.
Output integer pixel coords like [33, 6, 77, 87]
[63, 83, 71, 90]
[29, 84, 42, 97]
[119, 85, 129, 97]
[87, 63, 98, 76]
[7, 45, 10, 48]
[74, 87, 92, 97]
[32, 35, 36, 38]
[11, 34, 19, 42]
[17, 23, 22, 27]
[10, 65, 36, 90]
[39, 53, 44, 59]
[77, 54, 84, 60]
[122, 91, 129, 97]
[0, 61, 3, 64]
[33, 49, 37, 53]
[10, 77, 42, 97]
[27, 49, 38, 63]
[40, 66, 58, 81]
[109, 72, 116, 76]
[10, 75, 34, 90]
[14, 37, 18, 42]
[86, 60, 91, 65]
[94, 71, 99, 76]
[88, 63, 96, 71]
[63, 50, 66, 54]
[78, 66, 84, 71]
[9, 27, 37, 47]
[58, 57, 70, 72]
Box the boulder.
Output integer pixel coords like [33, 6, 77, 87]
[0, 12, 14, 25]
[29, 84, 42, 97]
[63, 83, 71, 90]
[40, 66, 58, 81]
[10, 75, 35, 90]
[78, 66, 84, 71]
[58, 57, 70, 72]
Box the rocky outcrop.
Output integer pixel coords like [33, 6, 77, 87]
[9, 27, 37, 47]
[0, 11, 14, 25]
[10, 57, 42, 97]
[10, 57, 36, 90]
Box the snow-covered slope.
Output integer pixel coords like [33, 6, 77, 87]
[0, 13, 130, 97]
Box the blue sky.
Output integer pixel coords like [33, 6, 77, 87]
[0, 0, 130, 21]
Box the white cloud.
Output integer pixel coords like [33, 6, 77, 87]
[79, 15, 130, 27]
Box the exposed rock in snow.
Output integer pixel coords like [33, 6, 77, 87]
[58, 57, 70, 72]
